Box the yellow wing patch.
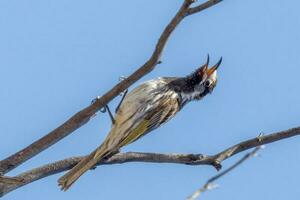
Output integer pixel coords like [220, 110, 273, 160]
[119, 120, 149, 147]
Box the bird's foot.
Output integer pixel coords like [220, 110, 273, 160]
[90, 75, 128, 122]
[100, 105, 115, 124]
[91, 96, 101, 105]
[115, 76, 128, 113]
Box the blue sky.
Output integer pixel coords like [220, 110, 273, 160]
[1, 0, 300, 199]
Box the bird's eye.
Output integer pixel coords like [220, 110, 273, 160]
[204, 80, 211, 87]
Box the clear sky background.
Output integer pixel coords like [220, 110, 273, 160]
[1, 0, 300, 199]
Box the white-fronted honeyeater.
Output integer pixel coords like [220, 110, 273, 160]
[58, 56, 222, 190]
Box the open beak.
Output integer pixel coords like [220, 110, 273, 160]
[199, 54, 210, 72]
[206, 57, 222, 76]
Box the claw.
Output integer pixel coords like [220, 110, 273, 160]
[119, 76, 127, 82]
[91, 96, 101, 104]
[100, 106, 107, 113]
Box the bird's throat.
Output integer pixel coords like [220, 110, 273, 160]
[179, 90, 202, 107]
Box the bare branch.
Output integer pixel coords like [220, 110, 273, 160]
[0, 0, 222, 175]
[0, 177, 25, 185]
[1, 126, 299, 197]
[186, 0, 223, 16]
[187, 146, 262, 200]
[211, 126, 300, 165]
[0, 153, 208, 197]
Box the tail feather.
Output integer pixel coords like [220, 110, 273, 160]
[58, 147, 109, 191]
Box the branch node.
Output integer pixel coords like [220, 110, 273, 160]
[257, 133, 264, 143]
[185, 154, 204, 165]
[212, 160, 222, 171]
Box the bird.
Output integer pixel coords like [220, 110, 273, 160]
[58, 55, 222, 190]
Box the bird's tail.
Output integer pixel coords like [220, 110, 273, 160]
[58, 143, 112, 191]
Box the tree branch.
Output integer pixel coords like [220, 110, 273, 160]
[186, 0, 223, 16]
[0, 0, 222, 175]
[1, 126, 299, 197]
[187, 146, 262, 200]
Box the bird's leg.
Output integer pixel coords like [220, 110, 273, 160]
[115, 89, 128, 113]
[100, 105, 115, 124]
[90, 97, 115, 124]
[90, 76, 128, 124]
[115, 76, 128, 113]
[90, 96, 100, 119]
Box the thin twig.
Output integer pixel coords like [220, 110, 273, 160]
[1, 126, 299, 197]
[0, 0, 222, 175]
[187, 146, 263, 200]
[186, 0, 223, 16]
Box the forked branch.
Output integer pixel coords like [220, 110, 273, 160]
[187, 146, 262, 200]
[1, 126, 299, 197]
[0, 0, 223, 175]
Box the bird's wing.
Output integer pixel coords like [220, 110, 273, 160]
[114, 77, 177, 125]
[118, 90, 180, 147]
[145, 94, 180, 132]
[105, 78, 180, 148]
[58, 77, 180, 190]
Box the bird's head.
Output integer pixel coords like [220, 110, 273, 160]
[194, 55, 222, 95]
[168, 55, 222, 106]
[183, 55, 222, 100]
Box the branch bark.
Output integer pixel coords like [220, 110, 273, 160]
[187, 146, 262, 200]
[1, 126, 299, 197]
[0, 0, 223, 175]
[186, 0, 223, 16]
